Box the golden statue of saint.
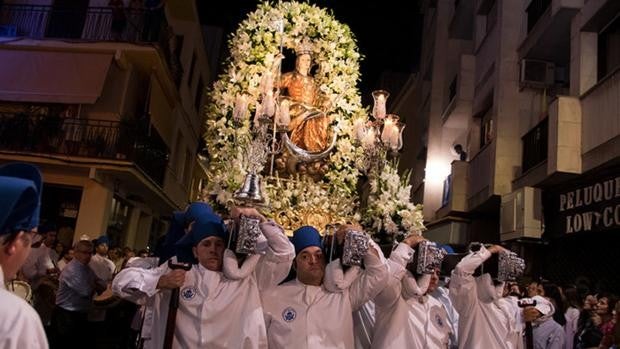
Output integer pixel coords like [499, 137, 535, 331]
[279, 41, 331, 153]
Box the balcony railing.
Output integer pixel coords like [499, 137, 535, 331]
[0, 4, 164, 42]
[522, 117, 548, 173]
[526, 0, 551, 32]
[0, 3, 183, 87]
[0, 113, 169, 186]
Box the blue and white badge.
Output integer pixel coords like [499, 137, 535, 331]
[282, 307, 297, 322]
[435, 313, 444, 327]
[181, 286, 197, 300]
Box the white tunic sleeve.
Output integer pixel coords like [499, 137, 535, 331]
[254, 221, 295, 290]
[401, 272, 431, 300]
[374, 243, 412, 308]
[112, 263, 168, 305]
[323, 262, 360, 293]
[448, 246, 491, 313]
[348, 241, 389, 311]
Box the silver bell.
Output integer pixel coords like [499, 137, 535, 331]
[233, 173, 265, 204]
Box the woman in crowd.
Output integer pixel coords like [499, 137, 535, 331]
[564, 286, 582, 349]
[594, 294, 617, 348]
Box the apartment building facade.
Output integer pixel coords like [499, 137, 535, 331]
[402, 0, 620, 289]
[0, 0, 212, 250]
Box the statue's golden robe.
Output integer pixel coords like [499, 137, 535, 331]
[280, 71, 330, 152]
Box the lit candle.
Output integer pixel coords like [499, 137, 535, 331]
[361, 128, 376, 150]
[381, 118, 394, 145]
[262, 90, 275, 117]
[388, 121, 404, 150]
[277, 99, 290, 127]
[233, 94, 249, 122]
[260, 71, 274, 96]
[389, 124, 401, 149]
[374, 94, 386, 119]
[353, 118, 366, 141]
[253, 101, 263, 127]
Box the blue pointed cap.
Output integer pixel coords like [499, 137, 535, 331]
[0, 163, 42, 234]
[175, 210, 228, 263]
[291, 225, 323, 255]
[95, 235, 110, 246]
[184, 202, 214, 226]
[156, 211, 187, 264]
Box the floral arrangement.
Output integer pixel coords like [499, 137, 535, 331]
[363, 161, 426, 237]
[204, 1, 363, 220]
[203, 1, 424, 235]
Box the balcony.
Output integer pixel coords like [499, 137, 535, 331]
[442, 54, 475, 129]
[449, 0, 474, 40]
[437, 160, 469, 218]
[522, 117, 548, 174]
[467, 142, 493, 209]
[0, 113, 169, 186]
[1, 4, 163, 42]
[514, 96, 581, 189]
[581, 67, 620, 170]
[581, 0, 620, 33]
[518, 0, 583, 65]
[0, 3, 183, 88]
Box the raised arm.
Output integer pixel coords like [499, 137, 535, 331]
[449, 245, 499, 313]
[348, 240, 389, 311]
[401, 272, 431, 300]
[375, 234, 427, 305]
[254, 220, 295, 290]
[112, 262, 183, 305]
[373, 242, 414, 308]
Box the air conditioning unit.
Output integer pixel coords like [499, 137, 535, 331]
[520, 59, 554, 89]
[500, 186, 542, 241]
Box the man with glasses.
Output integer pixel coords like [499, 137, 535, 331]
[0, 163, 49, 349]
[52, 240, 106, 348]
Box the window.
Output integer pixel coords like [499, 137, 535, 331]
[183, 148, 192, 187]
[479, 107, 494, 148]
[526, 0, 551, 33]
[598, 14, 620, 80]
[107, 196, 132, 248]
[195, 77, 204, 112]
[481, 117, 493, 148]
[448, 75, 458, 103]
[485, 0, 497, 33]
[187, 52, 196, 87]
[174, 131, 184, 179]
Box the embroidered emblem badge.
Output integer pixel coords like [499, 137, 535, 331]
[181, 286, 197, 300]
[282, 307, 297, 322]
[435, 313, 444, 327]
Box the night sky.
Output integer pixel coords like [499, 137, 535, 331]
[199, 0, 423, 99]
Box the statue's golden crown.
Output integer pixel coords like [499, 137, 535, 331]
[295, 39, 314, 55]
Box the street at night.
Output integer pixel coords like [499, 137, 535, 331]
[1, 0, 619, 348]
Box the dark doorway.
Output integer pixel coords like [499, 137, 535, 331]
[41, 183, 82, 248]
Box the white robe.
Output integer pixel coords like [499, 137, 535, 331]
[0, 266, 49, 349]
[449, 246, 521, 349]
[112, 221, 294, 349]
[21, 245, 54, 287]
[563, 307, 579, 349]
[261, 244, 388, 349]
[89, 254, 116, 282]
[431, 286, 460, 348]
[372, 243, 452, 349]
